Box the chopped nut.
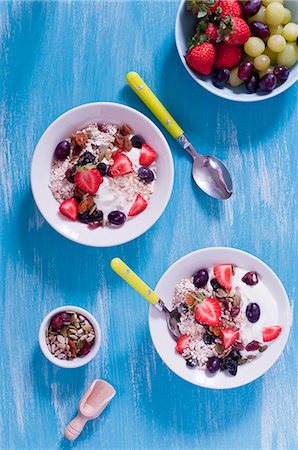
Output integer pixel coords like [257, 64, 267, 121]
[78, 196, 94, 214]
[120, 124, 132, 136]
[114, 133, 124, 149]
[123, 136, 132, 152]
[71, 131, 88, 147]
[68, 339, 78, 357]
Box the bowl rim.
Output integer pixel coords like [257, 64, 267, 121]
[175, 0, 298, 102]
[31, 101, 174, 247]
[148, 246, 292, 389]
[39, 305, 101, 368]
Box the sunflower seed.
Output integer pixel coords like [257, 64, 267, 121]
[69, 334, 78, 340]
[57, 343, 66, 350]
[54, 349, 62, 357]
[51, 344, 56, 353]
[57, 335, 65, 344]
[57, 354, 66, 359]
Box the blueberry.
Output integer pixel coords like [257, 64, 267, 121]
[65, 166, 76, 183]
[203, 333, 215, 345]
[137, 167, 155, 183]
[54, 140, 71, 160]
[78, 209, 103, 224]
[186, 358, 197, 368]
[97, 162, 108, 175]
[177, 304, 188, 314]
[108, 210, 126, 226]
[223, 357, 238, 376]
[230, 349, 241, 360]
[77, 151, 96, 166]
[211, 278, 222, 291]
[131, 135, 145, 149]
[207, 356, 220, 373]
[242, 271, 258, 285]
[193, 269, 209, 288]
[246, 303, 260, 323]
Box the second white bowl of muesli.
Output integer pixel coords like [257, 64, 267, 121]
[31, 102, 174, 247]
[149, 247, 292, 389]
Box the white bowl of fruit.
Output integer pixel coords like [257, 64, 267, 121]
[175, 0, 298, 101]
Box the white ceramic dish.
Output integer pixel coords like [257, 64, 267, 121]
[149, 247, 292, 389]
[175, 0, 298, 102]
[31, 102, 174, 247]
[39, 305, 101, 368]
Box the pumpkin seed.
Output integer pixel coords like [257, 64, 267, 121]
[238, 358, 248, 365]
[215, 288, 227, 299]
[215, 343, 224, 354]
[259, 345, 268, 353]
[233, 293, 241, 306]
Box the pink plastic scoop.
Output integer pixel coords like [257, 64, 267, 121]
[64, 379, 116, 441]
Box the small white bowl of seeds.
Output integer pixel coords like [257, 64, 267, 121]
[39, 306, 101, 368]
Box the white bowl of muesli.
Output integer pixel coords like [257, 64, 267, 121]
[149, 247, 292, 389]
[31, 102, 174, 247]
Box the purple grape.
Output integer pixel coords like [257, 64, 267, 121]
[54, 140, 71, 160]
[242, 0, 261, 17]
[250, 21, 270, 39]
[259, 74, 277, 92]
[108, 210, 126, 226]
[242, 271, 259, 285]
[207, 356, 220, 373]
[246, 74, 259, 93]
[273, 65, 290, 81]
[238, 61, 255, 81]
[212, 68, 230, 88]
[246, 303, 260, 323]
[193, 269, 209, 288]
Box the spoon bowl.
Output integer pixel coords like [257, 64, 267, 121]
[192, 155, 233, 199]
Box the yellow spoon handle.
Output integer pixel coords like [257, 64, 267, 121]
[110, 258, 159, 306]
[126, 71, 184, 140]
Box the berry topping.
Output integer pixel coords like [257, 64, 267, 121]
[108, 210, 127, 226]
[139, 144, 157, 167]
[65, 167, 76, 183]
[220, 327, 240, 349]
[203, 333, 215, 345]
[195, 297, 222, 326]
[131, 135, 145, 149]
[176, 334, 190, 354]
[80, 341, 91, 356]
[51, 315, 64, 331]
[245, 340, 260, 351]
[186, 357, 198, 368]
[262, 326, 282, 342]
[213, 264, 233, 291]
[128, 194, 148, 217]
[186, 42, 216, 75]
[246, 302, 261, 323]
[78, 209, 103, 224]
[242, 271, 259, 285]
[77, 151, 96, 166]
[215, 42, 242, 69]
[221, 356, 238, 376]
[74, 168, 103, 194]
[97, 162, 109, 176]
[193, 269, 209, 288]
[210, 278, 222, 291]
[59, 198, 78, 221]
[54, 140, 71, 160]
[137, 167, 155, 183]
[207, 356, 221, 373]
[110, 153, 133, 177]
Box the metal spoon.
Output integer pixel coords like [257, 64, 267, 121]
[126, 72, 233, 200]
[111, 258, 181, 341]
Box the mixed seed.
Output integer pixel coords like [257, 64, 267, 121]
[46, 311, 95, 360]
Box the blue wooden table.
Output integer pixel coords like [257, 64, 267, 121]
[0, 1, 297, 449]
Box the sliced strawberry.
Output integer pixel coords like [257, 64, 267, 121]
[139, 144, 157, 167]
[195, 297, 222, 326]
[176, 334, 190, 354]
[59, 198, 78, 221]
[128, 194, 148, 217]
[262, 326, 282, 342]
[110, 153, 133, 177]
[213, 264, 233, 291]
[221, 328, 240, 349]
[74, 168, 102, 194]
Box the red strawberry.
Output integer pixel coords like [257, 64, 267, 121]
[186, 42, 216, 75]
[221, 328, 240, 349]
[187, 0, 219, 17]
[213, 264, 233, 291]
[215, 42, 242, 69]
[205, 23, 219, 44]
[195, 297, 222, 326]
[222, 16, 250, 46]
[176, 334, 190, 354]
[128, 194, 148, 217]
[110, 153, 133, 177]
[219, 0, 242, 17]
[139, 144, 157, 167]
[74, 168, 102, 194]
[262, 326, 282, 342]
[59, 198, 78, 221]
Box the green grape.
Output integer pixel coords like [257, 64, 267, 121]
[281, 8, 292, 25]
[267, 34, 287, 52]
[258, 66, 274, 78]
[264, 46, 278, 64]
[254, 54, 271, 70]
[263, 0, 284, 5]
[248, 5, 266, 24]
[282, 23, 298, 42]
[228, 67, 244, 87]
[269, 24, 283, 35]
[265, 2, 285, 26]
[277, 43, 298, 67]
[244, 37, 266, 57]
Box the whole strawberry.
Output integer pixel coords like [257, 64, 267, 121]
[205, 23, 219, 44]
[220, 16, 251, 45]
[187, 0, 220, 18]
[219, 0, 242, 17]
[186, 42, 216, 75]
[215, 42, 242, 69]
